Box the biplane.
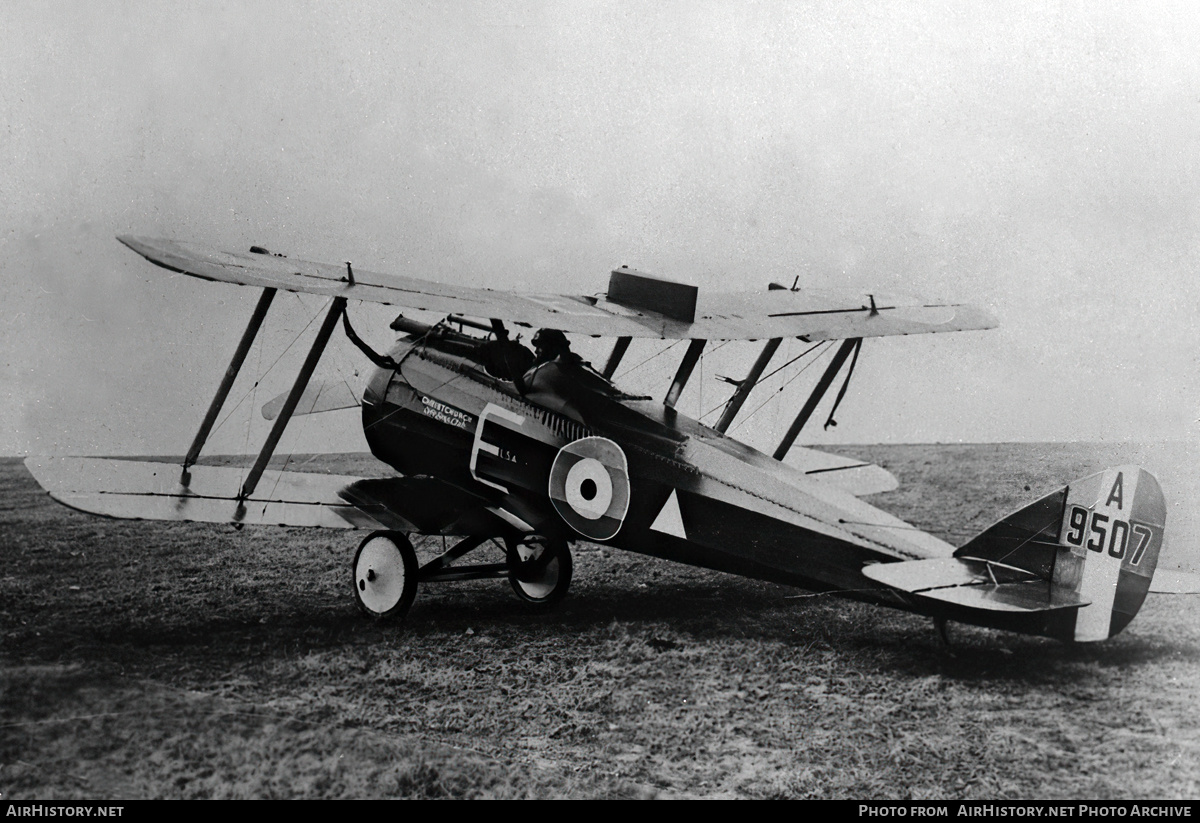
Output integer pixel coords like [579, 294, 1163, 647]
[24, 236, 1178, 643]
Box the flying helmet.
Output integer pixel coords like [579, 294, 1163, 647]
[531, 328, 570, 354]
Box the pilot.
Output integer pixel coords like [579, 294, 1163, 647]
[529, 327, 573, 367]
[515, 328, 605, 421]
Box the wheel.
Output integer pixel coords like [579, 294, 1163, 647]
[506, 534, 572, 606]
[352, 531, 418, 620]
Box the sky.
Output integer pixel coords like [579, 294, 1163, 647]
[3, 0, 1198, 459]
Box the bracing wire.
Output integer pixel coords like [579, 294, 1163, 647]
[978, 514, 1064, 566]
[262, 374, 330, 514]
[700, 339, 827, 423]
[729, 341, 834, 434]
[210, 295, 328, 442]
[614, 340, 681, 380]
[755, 340, 826, 385]
[706, 340, 732, 357]
[692, 340, 737, 422]
[700, 396, 732, 423]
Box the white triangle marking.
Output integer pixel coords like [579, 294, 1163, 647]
[650, 489, 687, 539]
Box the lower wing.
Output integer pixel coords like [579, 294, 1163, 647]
[782, 445, 899, 497]
[25, 457, 505, 535]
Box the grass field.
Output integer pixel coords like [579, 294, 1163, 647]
[2, 442, 1197, 799]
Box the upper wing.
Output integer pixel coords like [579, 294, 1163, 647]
[118, 236, 997, 341]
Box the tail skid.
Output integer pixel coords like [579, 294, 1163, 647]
[865, 466, 1167, 642]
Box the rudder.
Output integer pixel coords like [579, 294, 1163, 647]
[1052, 466, 1165, 641]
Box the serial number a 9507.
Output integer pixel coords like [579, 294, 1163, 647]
[1062, 505, 1153, 566]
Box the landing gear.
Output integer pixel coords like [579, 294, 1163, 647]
[352, 531, 418, 620]
[349, 530, 573, 620]
[506, 534, 573, 606]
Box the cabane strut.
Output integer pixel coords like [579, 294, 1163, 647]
[664, 339, 706, 408]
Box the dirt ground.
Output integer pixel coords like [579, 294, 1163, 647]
[2, 442, 1198, 799]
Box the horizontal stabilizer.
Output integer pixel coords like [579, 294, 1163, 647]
[262, 380, 360, 420]
[864, 557, 1090, 614]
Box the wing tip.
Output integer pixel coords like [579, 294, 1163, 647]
[957, 304, 1000, 331]
[115, 235, 156, 259]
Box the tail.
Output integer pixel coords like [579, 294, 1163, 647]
[959, 466, 1166, 641]
[864, 466, 1166, 642]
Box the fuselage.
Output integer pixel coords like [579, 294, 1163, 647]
[361, 334, 955, 601]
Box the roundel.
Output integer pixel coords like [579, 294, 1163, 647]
[548, 436, 631, 541]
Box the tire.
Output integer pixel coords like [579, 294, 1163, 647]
[352, 531, 418, 620]
[506, 534, 572, 606]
